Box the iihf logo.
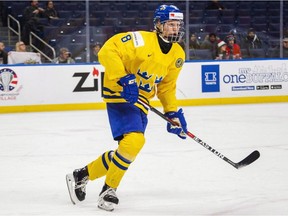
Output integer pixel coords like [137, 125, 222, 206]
[0, 68, 18, 92]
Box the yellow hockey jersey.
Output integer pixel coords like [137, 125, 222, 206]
[98, 31, 185, 114]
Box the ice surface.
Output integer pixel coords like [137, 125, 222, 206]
[1, 103, 288, 215]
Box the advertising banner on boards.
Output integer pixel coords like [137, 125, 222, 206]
[0, 64, 104, 106]
[178, 59, 288, 99]
[0, 59, 287, 111]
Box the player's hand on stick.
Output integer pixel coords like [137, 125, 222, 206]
[165, 108, 187, 139]
[118, 74, 139, 104]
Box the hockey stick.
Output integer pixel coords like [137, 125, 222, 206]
[138, 99, 260, 169]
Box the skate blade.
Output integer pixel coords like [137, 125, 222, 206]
[98, 200, 115, 212]
[65, 174, 78, 205]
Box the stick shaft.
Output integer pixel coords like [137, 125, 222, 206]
[138, 99, 259, 169]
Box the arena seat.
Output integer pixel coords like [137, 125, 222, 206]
[190, 49, 213, 60]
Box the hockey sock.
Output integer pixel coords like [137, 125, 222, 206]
[105, 150, 132, 189]
[87, 150, 114, 181]
[105, 132, 145, 188]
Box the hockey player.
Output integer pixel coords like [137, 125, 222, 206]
[66, 4, 188, 211]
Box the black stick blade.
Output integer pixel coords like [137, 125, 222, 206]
[236, 150, 260, 169]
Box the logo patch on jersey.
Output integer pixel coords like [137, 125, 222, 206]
[131, 32, 144, 47]
[175, 58, 184, 68]
[137, 69, 152, 80]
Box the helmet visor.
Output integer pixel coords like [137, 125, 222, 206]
[162, 20, 185, 43]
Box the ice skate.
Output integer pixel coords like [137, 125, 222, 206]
[98, 185, 119, 211]
[66, 166, 89, 204]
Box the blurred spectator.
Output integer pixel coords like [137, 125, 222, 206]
[22, 0, 45, 46]
[228, 28, 243, 46]
[0, 42, 8, 64]
[225, 34, 242, 59]
[200, 32, 218, 59]
[44, 1, 59, 20]
[283, 27, 288, 38]
[243, 28, 262, 49]
[215, 40, 228, 60]
[52, 47, 75, 64]
[206, 0, 225, 10]
[272, 37, 288, 58]
[91, 43, 102, 63]
[15, 41, 27, 52]
[8, 42, 41, 64]
[283, 38, 288, 58]
[242, 28, 263, 58]
[189, 33, 201, 49]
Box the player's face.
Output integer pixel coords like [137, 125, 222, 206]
[163, 20, 181, 38]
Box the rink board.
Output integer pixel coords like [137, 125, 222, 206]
[0, 59, 287, 113]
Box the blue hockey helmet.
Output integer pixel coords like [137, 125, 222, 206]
[153, 5, 184, 43]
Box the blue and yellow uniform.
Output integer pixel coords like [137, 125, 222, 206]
[87, 30, 185, 190]
[99, 31, 185, 114]
[66, 4, 187, 211]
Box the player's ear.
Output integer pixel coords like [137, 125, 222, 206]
[155, 21, 163, 32]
